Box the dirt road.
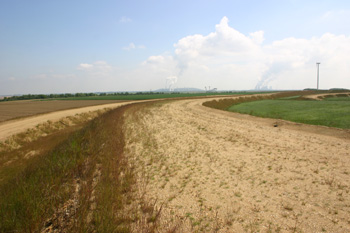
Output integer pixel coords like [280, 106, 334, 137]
[0, 96, 246, 142]
[304, 92, 350, 100]
[126, 98, 350, 232]
[0, 101, 133, 141]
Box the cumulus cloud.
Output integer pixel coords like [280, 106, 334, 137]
[77, 63, 93, 70]
[142, 16, 350, 90]
[142, 55, 177, 74]
[250, 31, 264, 44]
[123, 42, 146, 50]
[77, 61, 113, 76]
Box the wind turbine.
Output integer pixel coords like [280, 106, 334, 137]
[316, 62, 320, 90]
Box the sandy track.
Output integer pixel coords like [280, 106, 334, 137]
[0, 101, 135, 141]
[126, 98, 350, 232]
[0, 96, 247, 142]
[304, 92, 350, 100]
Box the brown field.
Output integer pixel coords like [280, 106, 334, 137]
[0, 100, 127, 122]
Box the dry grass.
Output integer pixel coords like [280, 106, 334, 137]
[0, 109, 108, 152]
[0, 104, 138, 232]
[202, 91, 316, 110]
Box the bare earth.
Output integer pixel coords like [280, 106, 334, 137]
[0, 100, 127, 122]
[0, 101, 132, 141]
[125, 98, 350, 232]
[304, 92, 350, 100]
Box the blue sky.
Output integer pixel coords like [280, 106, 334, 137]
[1, 0, 349, 94]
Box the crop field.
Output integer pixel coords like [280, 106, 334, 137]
[0, 92, 349, 232]
[47, 91, 271, 101]
[0, 100, 126, 122]
[228, 96, 350, 129]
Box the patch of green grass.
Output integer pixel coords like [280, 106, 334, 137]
[324, 96, 350, 101]
[203, 91, 315, 110]
[278, 95, 301, 100]
[228, 99, 350, 129]
[0, 128, 89, 232]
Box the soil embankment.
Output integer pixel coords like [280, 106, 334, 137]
[125, 97, 350, 232]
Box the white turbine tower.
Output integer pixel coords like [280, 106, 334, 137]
[316, 62, 320, 90]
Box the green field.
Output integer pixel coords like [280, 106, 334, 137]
[47, 92, 271, 101]
[50, 93, 226, 100]
[324, 96, 350, 101]
[228, 98, 350, 129]
[2, 91, 278, 102]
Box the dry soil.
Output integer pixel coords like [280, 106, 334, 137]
[0, 100, 127, 122]
[125, 97, 350, 232]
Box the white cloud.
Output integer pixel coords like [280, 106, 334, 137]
[123, 42, 146, 50]
[119, 16, 132, 23]
[6, 17, 348, 95]
[77, 61, 113, 76]
[250, 31, 264, 44]
[77, 63, 93, 70]
[142, 55, 177, 75]
[124, 42, 136, 50]
[321, 10, 350, 21]
[141, 16, 350, 90]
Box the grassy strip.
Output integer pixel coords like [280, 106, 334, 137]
[228, 99, 350, 129]
[91, 105, 135, 232]
[324, 96, 350, 101]
[0, 105, 135, 232]
[0, 127, 90, 232]
[202, 91, 312, 110]
[0, 109, 107, 152]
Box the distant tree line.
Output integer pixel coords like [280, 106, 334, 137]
[0, 92, 171, 101]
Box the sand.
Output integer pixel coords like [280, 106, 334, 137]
[125, 97, 350, 232]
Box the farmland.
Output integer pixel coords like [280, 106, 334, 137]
[0, 92, 349, 232]
[0, 92, 266, 122]
[0, 100, 127, 122]
[228, 96, 350, 129]
[48, 92, 268, 101]
[1, 91, 272, 102]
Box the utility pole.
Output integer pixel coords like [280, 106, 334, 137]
[316, 62, 320, 90]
